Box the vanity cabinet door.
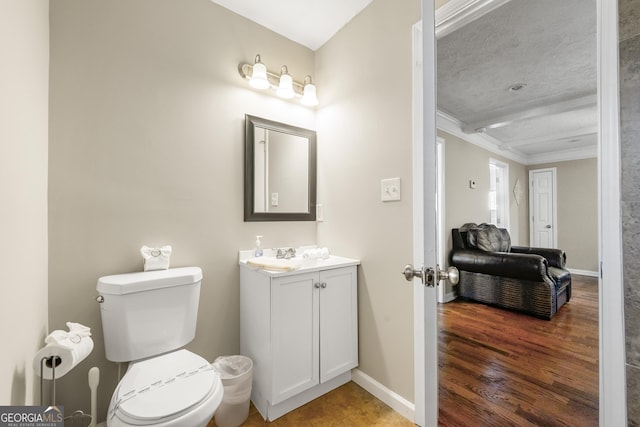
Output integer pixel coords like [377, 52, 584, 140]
[271, 271, 319, 404]
[319, 266, 358, 383]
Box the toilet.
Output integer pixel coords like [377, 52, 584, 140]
[97, 267, 223, 427]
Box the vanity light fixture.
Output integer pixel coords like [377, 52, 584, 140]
[239, 54, 319, 107]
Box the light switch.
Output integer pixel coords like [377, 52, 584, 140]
[469, 180, 477, 189]
[381, 177, 401, 202]
[271, 192, 279, 206]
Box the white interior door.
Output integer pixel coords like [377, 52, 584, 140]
[422, 1, 627, 425]
[411, 1, 438, 424]
[529, 168, 558, 248]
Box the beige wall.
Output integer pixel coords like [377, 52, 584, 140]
[0, 0, 49, 405]
[49, 0, 317, 418]
[441, 130, 529, 250]
[316, 0, 421, 401]
[530, 159, 599, 272]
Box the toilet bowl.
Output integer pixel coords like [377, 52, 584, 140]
[107, 350, 223, 427]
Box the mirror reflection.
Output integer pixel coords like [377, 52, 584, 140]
[244, 115, 316, 221]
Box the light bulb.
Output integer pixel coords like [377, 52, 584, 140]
[249, 55, 270, 89]
[301, 76, 318, 106]
[277, 66, 295, 99]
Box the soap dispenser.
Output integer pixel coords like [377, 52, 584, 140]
[254, 235, 263, 257]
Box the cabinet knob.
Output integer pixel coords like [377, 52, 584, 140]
[314, 283, 321, 288]
[321, 282, 327, 288]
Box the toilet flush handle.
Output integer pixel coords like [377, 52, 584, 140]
[96, 296, 104, 303]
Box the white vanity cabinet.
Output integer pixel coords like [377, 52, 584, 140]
[239, 256, 359, 421]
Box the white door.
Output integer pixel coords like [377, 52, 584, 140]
[529, 168, 557, 248]
[410, 2, 439, 424]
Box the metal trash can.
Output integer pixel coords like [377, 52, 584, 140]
[212, 355, 253, 427]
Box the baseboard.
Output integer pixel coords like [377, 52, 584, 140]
[443, 291, 457, 303]
[568, 268, 599, 278]
[351, 368, 415, 423]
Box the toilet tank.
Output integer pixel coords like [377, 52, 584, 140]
[97, 267, 202, 362]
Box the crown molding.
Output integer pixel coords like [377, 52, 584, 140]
[437, 110, 597, 165]
[526, 145, 597, 165]
[500, 125, 598, 149]
[435, 0, 513, 39]
[436, 110, 528, 164]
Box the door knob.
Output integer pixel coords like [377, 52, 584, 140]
[545, 224, 552, 229]
[402, 264, 431, 285]
[436, 265, 459, 286]
[402, 264, 458, 287]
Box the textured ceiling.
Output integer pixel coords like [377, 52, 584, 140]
[437, 0, 597, 162]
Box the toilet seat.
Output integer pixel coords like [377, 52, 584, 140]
[108, 349, 222, 426]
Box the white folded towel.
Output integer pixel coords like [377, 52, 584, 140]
[246, 257, 302, 272]
[141, 245, 172, 271]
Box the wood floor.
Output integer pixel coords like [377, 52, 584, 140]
[438, 274, 599, 426]
[209, 275, 598, 426]
[206, 381, 414, 426]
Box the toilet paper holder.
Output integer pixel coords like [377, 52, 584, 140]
[40, 355, 62, 405]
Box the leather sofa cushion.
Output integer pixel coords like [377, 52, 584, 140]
[464, 223, 511, 252]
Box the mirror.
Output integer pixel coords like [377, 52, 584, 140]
[244, 115, 316, 221]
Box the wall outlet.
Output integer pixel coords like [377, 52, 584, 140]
[381, 177, 401, 202]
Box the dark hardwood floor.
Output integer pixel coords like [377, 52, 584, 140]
[438, 274, 599, 426]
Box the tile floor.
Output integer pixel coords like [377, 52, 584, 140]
[207, 381, 415, 426]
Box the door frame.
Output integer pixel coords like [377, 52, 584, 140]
[490, 157, 510, 230]
[421, 0, 627, 425]
[597, 0, 626, 424]
[528, 167, 558, 248]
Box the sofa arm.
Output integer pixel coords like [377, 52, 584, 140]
[510, 246, 566, 268]
[451, 249, 549, 282]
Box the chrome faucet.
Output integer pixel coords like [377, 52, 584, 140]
[276, 247, 296, 259]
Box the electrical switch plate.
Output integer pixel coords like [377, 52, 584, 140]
[469, 179, 477, 189]
[381, 177, 401, 202]
[316, 204, 324, 222]
[271, 192, 279, 207]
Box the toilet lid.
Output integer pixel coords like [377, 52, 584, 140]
[115, 350, 217, 422]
